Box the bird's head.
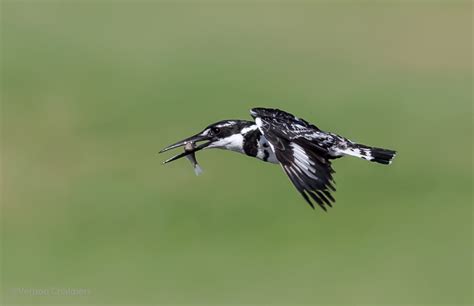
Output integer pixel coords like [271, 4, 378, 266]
[160, 120, 255, 164]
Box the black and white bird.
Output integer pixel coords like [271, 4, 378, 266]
[160, 108, 396, 210]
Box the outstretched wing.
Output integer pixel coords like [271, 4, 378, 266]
[251, 108, 336, 210]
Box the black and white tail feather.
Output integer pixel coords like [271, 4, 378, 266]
[160, 107, 397, 211]
[337, 144, 396, 165]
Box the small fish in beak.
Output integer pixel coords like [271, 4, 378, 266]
[184, 142, 203, 176]
[160, 131, 210, 174]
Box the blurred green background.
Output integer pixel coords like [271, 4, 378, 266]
[1, 1, 472, 305]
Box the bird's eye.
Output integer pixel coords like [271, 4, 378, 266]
[211, 127, 221, 134]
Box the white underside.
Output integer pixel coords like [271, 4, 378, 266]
[257, 136, 279, 163]
[254, 118, 278, 163]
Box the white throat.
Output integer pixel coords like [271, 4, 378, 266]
[208, 134, 244, 152]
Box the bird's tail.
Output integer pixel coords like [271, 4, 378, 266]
[340, 144, 396, 165]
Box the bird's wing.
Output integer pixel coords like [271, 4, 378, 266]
[252, 108, 336, 210]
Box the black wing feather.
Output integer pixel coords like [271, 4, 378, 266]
[282, 165, 315, 209]
[254, 110, 336, 210]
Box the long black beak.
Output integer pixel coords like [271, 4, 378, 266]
[159, 132, 211, 164]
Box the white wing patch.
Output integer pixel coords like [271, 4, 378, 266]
[291, 143, 320, 181]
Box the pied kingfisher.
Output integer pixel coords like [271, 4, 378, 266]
[160, 108, 396, 210]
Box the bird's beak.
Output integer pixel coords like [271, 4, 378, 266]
[159, 131, 211, 164]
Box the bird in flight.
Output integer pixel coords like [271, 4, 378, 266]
[160, 108, 396, 210]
